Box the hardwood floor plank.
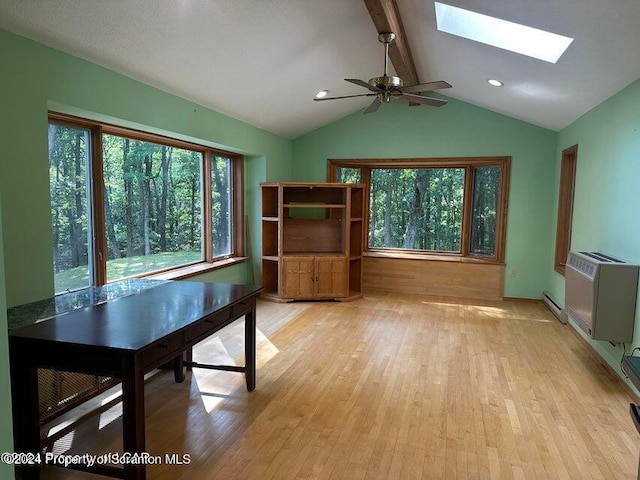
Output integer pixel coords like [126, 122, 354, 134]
[38, 294, 639, 480]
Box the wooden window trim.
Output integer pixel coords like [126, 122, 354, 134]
[327, 157, 510, 264]
[90, 125, 107, 285]
[233, 157, 245, 258]
[49, 111, 244, 286]
[554, 145, 578, 275]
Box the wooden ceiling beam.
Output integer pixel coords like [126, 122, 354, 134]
[362, 0, 419, 86]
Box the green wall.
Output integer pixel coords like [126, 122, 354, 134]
[292, 97, 558, 298]
[548, 77, 640, 384]
[0, 192, 15, 480]
[0, 28, 292, 308]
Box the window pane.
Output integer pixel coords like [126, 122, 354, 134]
[102, 135, 203, 281]
[48, 123, 92, 293]
[211, 156, 232, 258]
[470, 166, 501, 256]
[369, 168, 464, 252]
[337, 167, 362, 183]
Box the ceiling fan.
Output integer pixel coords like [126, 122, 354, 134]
[314, 32, 452, 114]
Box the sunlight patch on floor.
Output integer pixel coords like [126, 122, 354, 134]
[46, 419, 75, 438]
[257, 327, 280, 368]
[51, 431, 75, 455]
[193, 336, 240, 413]
[99, 403, 122, 430]
[421, 301, 554, 323]
[192, 328, 279, 413]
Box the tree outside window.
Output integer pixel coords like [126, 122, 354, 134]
[332, 157, 509, 262]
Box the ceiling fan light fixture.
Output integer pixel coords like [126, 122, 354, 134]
[313, 33, 451, 113]
[488, 79, 504, 87]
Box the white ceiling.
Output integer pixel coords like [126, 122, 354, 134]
[1, 0, 640, 139]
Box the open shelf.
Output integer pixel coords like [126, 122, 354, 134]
[261, 259, 279, 296]
[349, 220, 363, 257]
[261, 186, 279, 217]
[262, 220, 278, 257]
[348, 258, 362, 296]
[350, 188, 364, 218]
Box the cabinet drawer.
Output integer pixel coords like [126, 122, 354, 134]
[142, 334, 183, 369]
[231, 300, 252, 319]
[184, 308, 231, 344]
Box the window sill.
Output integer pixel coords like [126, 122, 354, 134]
[364, 250, 505, 266]
[144, 257, 248, 281]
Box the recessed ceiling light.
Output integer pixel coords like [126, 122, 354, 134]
[488, 79, 503, 87]
[435, 2, 573, 64]
[315, 90, 329, 99]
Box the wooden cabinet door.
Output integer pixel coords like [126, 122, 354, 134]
[315, 256, 347, 298]
[282, 257, 314, 298]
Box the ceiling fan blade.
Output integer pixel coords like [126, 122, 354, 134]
[345, 78, 381, 93]
[314, 93, 377, 101]
[363, 97, 382, 114]
[400, 81, 452, 94]
[400, 93, 448, 107]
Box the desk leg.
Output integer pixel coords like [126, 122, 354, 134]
[173, 354, 185, 383]
[245, 302, 256, 392]
[9, 341, 41, 480]
[185, 347, 193, 372]
[121, 355, 146, 480]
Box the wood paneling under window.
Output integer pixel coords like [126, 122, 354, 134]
[363, 254, 504, 300]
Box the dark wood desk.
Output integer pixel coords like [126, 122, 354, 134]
[9, 281, 262, 480]
[622, 356, 640, 480]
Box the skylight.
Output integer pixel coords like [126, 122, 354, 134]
[434, 2, 573, 64]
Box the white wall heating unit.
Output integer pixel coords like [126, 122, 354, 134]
[565, 251, 639, 343]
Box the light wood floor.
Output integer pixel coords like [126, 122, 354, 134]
[40, 294, 639, 479]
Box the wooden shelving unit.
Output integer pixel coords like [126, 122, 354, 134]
[260, 182, 365, 302]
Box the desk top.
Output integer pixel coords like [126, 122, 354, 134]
[9, 282, 262, 351]
[7, 279, 167, 330]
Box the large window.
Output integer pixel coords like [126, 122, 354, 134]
[49, 113, 243, 293]
[329, 157, 510, 263]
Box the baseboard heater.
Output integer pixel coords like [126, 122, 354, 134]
[542, 290, 564, 323]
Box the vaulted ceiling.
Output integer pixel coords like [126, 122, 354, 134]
[1, 0, 640, 139]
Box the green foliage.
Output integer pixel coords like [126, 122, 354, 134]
[49, 125, 232, 292]
[470, 166, 500, 256]
[48, 124, 90, 275]
[369, 168, 464, 252]
[211, 156, 232, 257]
[337, 167, 362, 183]
[102, 134, 203, 259]
[55, 251, 202, 292]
